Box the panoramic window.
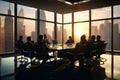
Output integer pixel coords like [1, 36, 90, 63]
[57, 24, 62, 44]
[0, 1, 14, 15]
[114, 5, 120, 17]
[17, 18, 36, 42]
[17, 4, 37, 18]
[74, 10, 89, 22]
[40, 21, 54, 43]
[91, 20, 111, 51]
[91, 7, 111, 20]
[74, 22, 89, 43]
[57, 13, 62, 23]
[63, 24, 72, 43]
[64, 13, 72, 23]
[40, 10, 54, 22]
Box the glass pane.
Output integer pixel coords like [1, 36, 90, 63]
[0, 16, 14, 53]
[114, 55, 120, 79]
[91, 20, 111, 51]
[57, 24, 62, 44]
[17, 4, 37, 18]
[64, 13, 72, 23]
[113, 19, 120, 52]
[74, 10, 89, 22]
[0, 1, 14, 15]
[63, 24, 72, 43]
[114, 5, 120, 17]
[1, 57, 14, 76]
[101, 54, 111, 79]
[17, 18, 36, 42]
[57, 13, 62, 23]
[40, 10, 54, 22]
[40, 21, 54, 43]
[74, 22, 89, 43]
[92, 7, 111, 20]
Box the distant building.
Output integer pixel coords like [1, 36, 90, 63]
[4, 7, 14, 52]
[17, 8, 26, 41]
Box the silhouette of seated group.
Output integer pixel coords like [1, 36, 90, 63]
[57, 34, 107, 68]
[15, 34, 52, 64]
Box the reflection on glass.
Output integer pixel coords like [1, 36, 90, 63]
[114, 5, 120, 17]
[1, 57, 14, 76]
[92, 20, 111, 50]
[17, 18, 36, 42]
[0, 1, 14, 15]
[40, 9, 54, 22]
[57, 13, 62, 23]
[74, 10, 89, 22]
[101, 54, 111, 79]
[113, 19, 120, 51]
[0, 15, 14, 53]
[57, 24, 62, 44]
[40, 21, 54, 43]
[17, 4, 37, 18]
[64, 13, 72, 23]
[92, 7, 111, 20]
[114, 55, 120, 79]
[74, 22, 89, 43]
[63, 24, 72, 43]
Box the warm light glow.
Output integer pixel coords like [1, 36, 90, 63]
[76, 30, 84, 38]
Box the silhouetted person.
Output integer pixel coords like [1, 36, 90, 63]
[34, 35, 50, 63]
[85, 35, 96, 58]
[15, 36, 24, 54]
[43, 34, 50, 45]
[66, 36, 74, 45]
[74, 34, 88, 53]
[24, 36, 34, 61]
[96, 35, 105, 58]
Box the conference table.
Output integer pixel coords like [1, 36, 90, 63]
[48, 44, 76, 60]
[48, 43, 84, 67]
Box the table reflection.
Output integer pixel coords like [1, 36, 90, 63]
[49, 43, 76, 50]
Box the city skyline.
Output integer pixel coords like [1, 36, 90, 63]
[0, 1, 120, 52]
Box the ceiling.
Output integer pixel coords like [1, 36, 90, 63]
[3, 0, 120, 14]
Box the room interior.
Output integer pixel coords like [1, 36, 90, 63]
[0, 0, 120, 80]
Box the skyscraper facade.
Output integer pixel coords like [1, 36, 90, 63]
[4, 8, 14, 52]
[17, 8, 25, 41]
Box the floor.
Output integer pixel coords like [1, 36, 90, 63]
[0, 52, 120, 80]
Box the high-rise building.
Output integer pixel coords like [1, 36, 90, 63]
[4, 7, 14, 52]
[91, 26, 98, 36]
[17, 8, 25, 41]
[113, 24, 120, 50]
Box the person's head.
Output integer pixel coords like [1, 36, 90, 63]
[69, 36, 72, 39]
[44, 34, 47, 39]
[19, 36, 23, 41]
[38, 35, 43, 41]
[97, 35, 101, 41]
[91, 35, 96, 41]
[27, 36, 31, 42]
[81, 35, 86, 41]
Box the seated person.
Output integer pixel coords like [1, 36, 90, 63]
[15, 36, 24, 54]
[84, 35, 96, 58]
[65, 36, 74, 45]
[34, 35, 50, 63]
[43, 34, 50, 45]
[59, 35, 88, 66]
[24, 36, 34, 61]
[70, 34, 88, 54]
[96, 35, 106, 57]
